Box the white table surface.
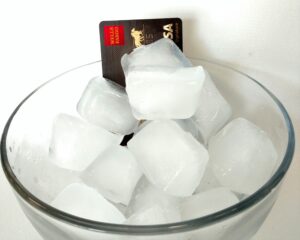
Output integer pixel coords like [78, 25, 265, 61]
[0, 1, 299, 239]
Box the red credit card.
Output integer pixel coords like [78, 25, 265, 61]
[99, 18, 183, 86]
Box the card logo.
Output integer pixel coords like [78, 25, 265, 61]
[131, 28, 144, 47]
[104, 25, 125, 46]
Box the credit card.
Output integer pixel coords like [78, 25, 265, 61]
[99, 18, 183, 86]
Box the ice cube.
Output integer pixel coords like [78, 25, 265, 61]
[192, 71, 232, 143]
[126, 205, 172, 225]
[81, 145, 142, 205]
[12, 138, 80, 203]
[194, 163, 221, 194]
[138, 120, 203, 143]
[125, 177, 181, 224]
[175, 119, 204, 143]
[111, 202, 127, 215]
[77, 77, 138, 135]
[133, 120, 150, 134]
[181, 187, 239, 220]
[125, 66, 205, 120]
[49, 114, 122, 171]
[121, 38, 192, 76]
[51, 183, 125, 223]
[128, 120, 209, 197]
[209, 118, 278, 195]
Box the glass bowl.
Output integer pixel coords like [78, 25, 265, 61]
[1, 59, 295, 240]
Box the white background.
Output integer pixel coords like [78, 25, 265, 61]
[0, 0, 299, 239]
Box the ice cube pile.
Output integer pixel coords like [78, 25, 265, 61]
[27, 38, 278, 225]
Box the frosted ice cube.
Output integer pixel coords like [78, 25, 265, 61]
[51, 183, 125, 223]
[121, 38, 192, 76]
[77, 77, 138, 135]
[181, 187, 239, 220]
[192, 71, 232, 143]
[194, 163, 221, 194]
[49, 114, 122, 171]
[128, 120, 209, 197]
[125, 66, 205, 120]
[81, 145, 142, 205]
[125, 177, 181, 224]
[209, 118, 278, 195]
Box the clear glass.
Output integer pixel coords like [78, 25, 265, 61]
[1, 59, 295, 240]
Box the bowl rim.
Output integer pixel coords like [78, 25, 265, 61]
[0, 59, 295, 235]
